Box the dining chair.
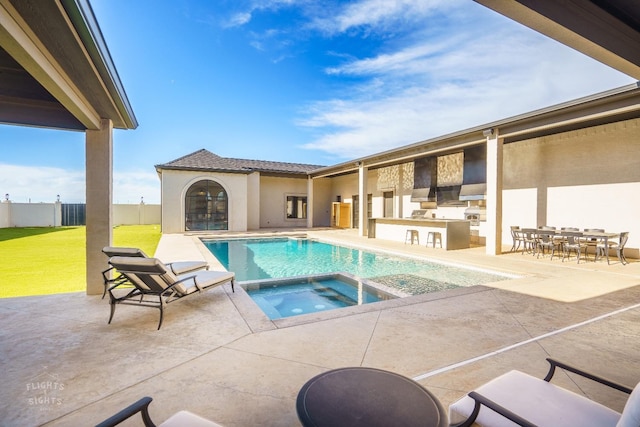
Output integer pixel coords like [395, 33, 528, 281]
[597, 232, 630, 265]
[536, 231, 560, 260]
[509, 226, 523, 252]
[521, 229, 537, 255]
[562, 232, 587, 263]
[583, 229, 605, 261]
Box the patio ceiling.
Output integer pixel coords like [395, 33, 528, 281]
[474, 0, 640, 80]
[0, 0, 137, 131]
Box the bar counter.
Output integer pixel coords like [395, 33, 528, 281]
[368, 217, 470, 250]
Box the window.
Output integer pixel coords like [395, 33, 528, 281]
[185, 180, 228, 230]
[383, 191, 394, 218]
[286, 195, 307, 219]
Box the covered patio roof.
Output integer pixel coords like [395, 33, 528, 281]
[474, 0, 640, 80]
[0, 0, 136, 130]
[0, 0, 137, 295]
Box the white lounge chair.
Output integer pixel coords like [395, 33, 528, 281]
[449, 358, 639, 427]
[96, 396, 224, 427]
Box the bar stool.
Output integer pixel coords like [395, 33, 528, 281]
[405, 229, 419, 245]
[426, 231, 442, 248]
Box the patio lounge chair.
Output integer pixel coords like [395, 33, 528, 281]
[96, 396, 224, 427]
[101, 246, 208, 298]
[106, 256, 234, 330]
[449, 358, 639, 427]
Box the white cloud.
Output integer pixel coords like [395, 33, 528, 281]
[0, 164, 160, 204]
[113, 170, 161, 204]
[297, 11, 635, 160]
[223, 0, 302, 28]
[310, 0, 460, 34]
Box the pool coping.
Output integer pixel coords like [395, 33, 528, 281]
[195, 233, 517, 332]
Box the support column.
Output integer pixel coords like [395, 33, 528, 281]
[485, 130, 504, 255]
[358, 163, 368, 236]
[397, 164, 404, 218]
[86, 119, 113, 295]
[307, 177, 314, 228]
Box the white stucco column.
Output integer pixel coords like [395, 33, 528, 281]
[485, 129, 504, 255]
[85, 118, 113, 295]
[358, 163, 368, 236]
[307, 177, 314, 228]
[397, 163, 404, 218]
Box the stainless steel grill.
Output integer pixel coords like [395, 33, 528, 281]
[464, 206, 486, 226]
[409, 209, 428, 219]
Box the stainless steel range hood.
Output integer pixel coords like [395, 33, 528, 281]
[411, 156, 437, 202]
[459, 183, 486, 201]
[411, 187, 436, 202]
[460, 145, 487, 201]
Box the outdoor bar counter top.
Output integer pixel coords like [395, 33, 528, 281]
[368, 217, 471, 250]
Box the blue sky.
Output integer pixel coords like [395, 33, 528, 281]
[0, 0, 634, 204]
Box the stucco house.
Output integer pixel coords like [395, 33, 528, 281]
[156, 83, 640, 260]
[155, 149, 324, 233]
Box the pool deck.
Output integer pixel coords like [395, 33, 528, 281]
[2, 228, 639, 426]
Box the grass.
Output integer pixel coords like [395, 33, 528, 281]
[0, 225, 161, 298]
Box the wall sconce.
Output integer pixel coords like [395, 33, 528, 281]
[482, 128, 494, 137]
[355, 161, 362, 167]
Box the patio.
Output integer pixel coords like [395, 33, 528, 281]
[1, 229, 639, 426]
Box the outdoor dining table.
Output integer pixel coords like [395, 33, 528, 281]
[520, 228, 620, 262]
[296, 367, 448, 427]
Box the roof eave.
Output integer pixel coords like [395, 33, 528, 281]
[61, 0, 138, 129]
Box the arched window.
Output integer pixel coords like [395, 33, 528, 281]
[185, 180, 228, 231]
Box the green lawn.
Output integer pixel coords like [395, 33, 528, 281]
[0, 225, 161, 298]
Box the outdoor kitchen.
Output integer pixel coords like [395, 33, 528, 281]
[369, 145, 488, 248]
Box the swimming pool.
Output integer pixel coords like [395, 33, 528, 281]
[202, 237, 512, 295]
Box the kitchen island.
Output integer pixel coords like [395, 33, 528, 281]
[368, 218, 470, 250]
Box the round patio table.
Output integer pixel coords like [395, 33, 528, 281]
[296, 367, 448, 427]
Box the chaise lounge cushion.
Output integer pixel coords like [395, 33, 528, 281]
[617, 382, 640, 427]
[107, 257, 233, 296]
[174, 270, 235, 295]
[159, 410, 224, 427]
[449, 370, 622, 427]
[103, 246, 208, 275]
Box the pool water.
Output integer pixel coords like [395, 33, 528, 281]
[203, 237, 512, 295]
[243, 274, 398, 319]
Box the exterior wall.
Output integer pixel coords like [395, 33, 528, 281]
[113, 204, 161, 226]
[0, 203, 159, 228]
[502, 118, 640, 252]
[1, 202, 62, 227]
[0, 202, 10, 228]
[160, 169, 249, 233]
[328, 163, 422, 225]
[259, 175, 309, 228]
[311, 178, 332, 227]
[247, 172, 260, 230]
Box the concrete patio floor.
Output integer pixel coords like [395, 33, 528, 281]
[2, 228, 639, 426]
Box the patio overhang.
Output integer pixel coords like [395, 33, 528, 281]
[0, 0, 137, 295]
[0, 0, 137, 130]
[474, 0, 640, 80]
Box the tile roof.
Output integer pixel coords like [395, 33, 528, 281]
[155, 149, 325, 175]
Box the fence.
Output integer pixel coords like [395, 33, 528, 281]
[0, 202, 160, 228]
[62, 203, 86, 226]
